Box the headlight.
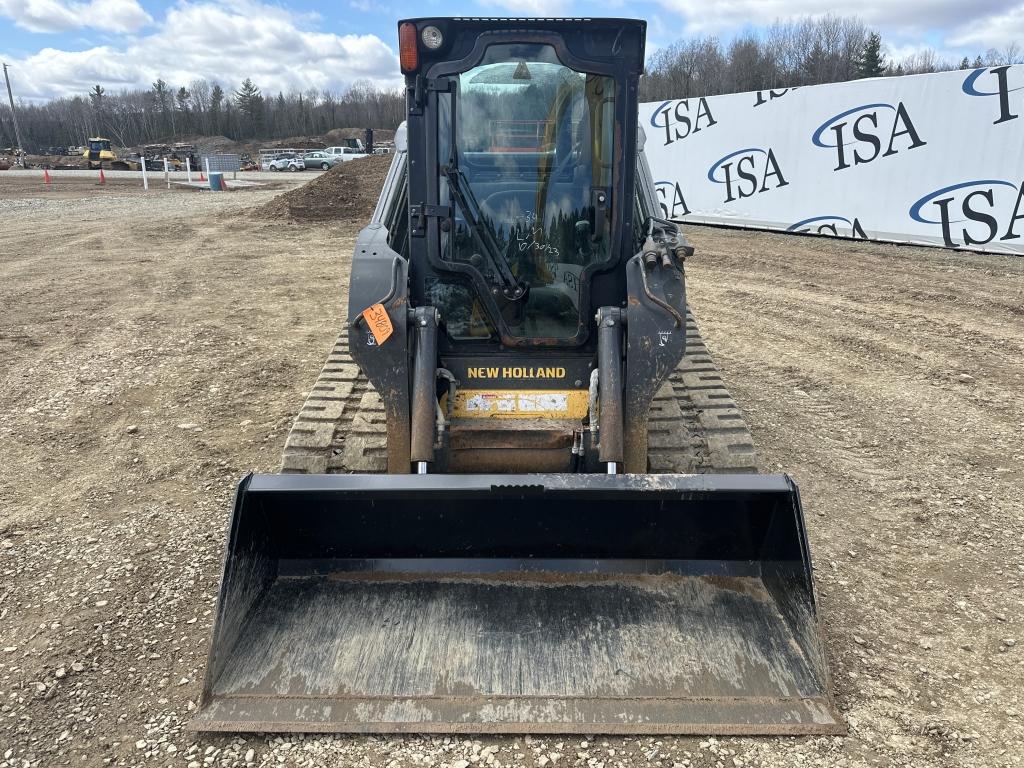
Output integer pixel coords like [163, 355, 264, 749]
[421, 25, 443, 50]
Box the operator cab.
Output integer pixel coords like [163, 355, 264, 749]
[86, 137, 112, 162]
[398, 18, 646, 348]
[435, 48, 616, 341]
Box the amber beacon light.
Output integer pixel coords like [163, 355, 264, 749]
[399, 22, 419, 73]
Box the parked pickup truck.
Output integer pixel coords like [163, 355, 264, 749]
[324, 146, 368, 162]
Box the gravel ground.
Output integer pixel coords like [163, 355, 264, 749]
[0, 174, 304, 206]
[2, 169, 326, 183]
[0, 179, 1021, 768]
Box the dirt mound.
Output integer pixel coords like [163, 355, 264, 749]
[261, 135, 326, 150]
[149, 134, 245, 154]
[255, 154, 392, 222]
[324, 127, 396, 144]
[193, 135, 245, 154]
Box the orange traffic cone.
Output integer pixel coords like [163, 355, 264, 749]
[98, 168, 106, 185]
[43, 169, 52, 184]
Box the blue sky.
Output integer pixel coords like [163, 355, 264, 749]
[1, 0, 1022, 100]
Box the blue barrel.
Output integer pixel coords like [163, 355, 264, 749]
[209, 172, 224, 191]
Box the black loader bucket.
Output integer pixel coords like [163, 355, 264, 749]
[191, 473, 842, 735]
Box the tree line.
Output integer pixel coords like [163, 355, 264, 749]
[3, 15, 1022, 151]
[640, 14, 1023, 101]
[0, 77, 405, 151]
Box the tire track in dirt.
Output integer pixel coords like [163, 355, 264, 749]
[685, 225, 1023, 765]
[1, 183, 1021, 766]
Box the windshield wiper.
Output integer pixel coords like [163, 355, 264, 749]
[442, 164, 525, 300]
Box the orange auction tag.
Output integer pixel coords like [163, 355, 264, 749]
[361, 303, 394, 345]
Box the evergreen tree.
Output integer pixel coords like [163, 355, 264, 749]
[88, 85, 105, 137]
[151, 79, 171, 134]
[803, 42, 828, 84]
[234, 78, 264, 138]
[959, 56, 970, 70]
[858, 32, 886, 78]
[209, 83, 223, 134]
[175, 86, 191, 133]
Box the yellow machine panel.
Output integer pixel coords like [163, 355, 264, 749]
[448, 389, 589, 419]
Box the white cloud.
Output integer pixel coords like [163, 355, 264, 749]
[948, 4, 1024, 50]
[655, 0, 1020, 38]
[479, 0, 573, 16]
[0, 0, 152, 34]
[1, 0, 401, 100]
[91, 0, 154, 31]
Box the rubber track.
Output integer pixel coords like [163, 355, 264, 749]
[280, 310, 758, 475]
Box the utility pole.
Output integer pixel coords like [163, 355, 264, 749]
[3, 62, 26, 167]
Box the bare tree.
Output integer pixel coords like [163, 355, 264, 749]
[891, 48, 959, 75]
[726, 36, 767, 93]
[642, 15, 874, 99]
[985, 43, 1023, 65]
[190, 79, 211, 134]
[640, 14, 1010, 101]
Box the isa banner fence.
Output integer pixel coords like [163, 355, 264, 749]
[639, 65, 1024, 256]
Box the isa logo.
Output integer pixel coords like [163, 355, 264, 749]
[649, 98, 718, 147]
[788, 215, 868, 239]
[753, 88, 796, 107]
[654, 180, 690, 219]
[812, 102, 926, 171]
[910, 180, 1024, 248]
[962, 66, 1024, 125]
[707, 148, 789, 204]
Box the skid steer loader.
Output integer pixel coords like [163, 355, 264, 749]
[192, 17, 842, 735]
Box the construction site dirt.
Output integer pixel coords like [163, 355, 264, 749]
[1, 164, 1022, 767]
[1, 174, 201, 201]
[0, 172, 297, 202]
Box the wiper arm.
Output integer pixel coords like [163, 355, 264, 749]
[443, 165, 525, 300]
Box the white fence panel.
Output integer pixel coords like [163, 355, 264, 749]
[639, 65, 1024, 255]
